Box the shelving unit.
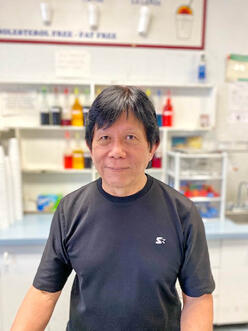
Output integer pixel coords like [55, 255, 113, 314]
[0, 80, 217, 213]
[166, 151, 228, 222]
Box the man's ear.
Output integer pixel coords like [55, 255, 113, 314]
[149, 142, 159, 161]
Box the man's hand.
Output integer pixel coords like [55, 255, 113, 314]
[11, 285, 61, 331]
[181, 292, 213, 331]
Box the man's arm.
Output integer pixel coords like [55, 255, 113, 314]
[180, 292, 213, 331]
[11, 285, 61, 331]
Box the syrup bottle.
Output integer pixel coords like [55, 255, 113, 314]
[50, 87, 62, 125]
[162, 90, 173, 127]
[40, 87, 50, 125]
[72, 133, 84, 169]
[63, 131, 72, 169]
[71, 88, 83, 126]
[83, 87, 91, 126]
[198, 53, 207, 82]
[154, 89, 163, 127]
[61, 88, 72, 126]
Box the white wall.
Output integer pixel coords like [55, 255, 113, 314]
[0, 0, 248, 203]
[206, 0, 248, 202]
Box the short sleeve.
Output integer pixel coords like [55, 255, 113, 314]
[33, 199, 72, 292]
[178, 202, 215, 297]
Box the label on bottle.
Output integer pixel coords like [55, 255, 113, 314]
[163, 111, 172, 116]
[198, 65, 206, 80]
[73, 152, 83, 158]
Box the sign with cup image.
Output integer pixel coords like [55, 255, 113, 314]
[0, 0, 207, 50]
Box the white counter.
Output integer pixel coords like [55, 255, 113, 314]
[1, 214, 248, 246]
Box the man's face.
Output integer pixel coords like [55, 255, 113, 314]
[90, 111, 158, 196]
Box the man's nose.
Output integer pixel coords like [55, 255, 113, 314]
[108, 139, 126, 158]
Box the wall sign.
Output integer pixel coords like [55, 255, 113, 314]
[226, 54, 248, 82]
[0, 0, 207, 50]
[227, 82, 248, 123]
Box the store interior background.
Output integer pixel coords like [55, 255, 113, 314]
[0, 0, 248, 330]
[0, 0, 247, 204]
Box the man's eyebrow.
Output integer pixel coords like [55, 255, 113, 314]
[96, 127, 140, 133]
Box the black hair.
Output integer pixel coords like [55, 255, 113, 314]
[85, 85, 160, 150]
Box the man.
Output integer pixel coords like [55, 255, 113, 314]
[11, 86, 215, 331]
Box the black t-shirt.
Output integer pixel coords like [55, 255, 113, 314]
[33, 175, 215, 331]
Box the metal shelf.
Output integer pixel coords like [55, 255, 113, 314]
[94, 80, 214, 89]
[146, 168, 163, 173]
[22, 168, 93, 174]
[11, 125, 86, 131]
[166, 151, 227, 222]
[167, 170, 222, 180]
[190, 197, 222, 203]
[167, 151, 223, 158]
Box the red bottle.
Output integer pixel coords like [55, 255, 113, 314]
[152, 151, 162, 168]
[63, 131, 72, 169]
[162, 90, 173, 127]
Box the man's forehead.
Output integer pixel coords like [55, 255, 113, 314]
[94, 111, 144, 132]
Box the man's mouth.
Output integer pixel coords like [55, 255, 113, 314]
[106, 167, 129, 171]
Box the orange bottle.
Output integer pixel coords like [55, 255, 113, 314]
[72, 133, 84, 169]
[71, 88, 83, 126]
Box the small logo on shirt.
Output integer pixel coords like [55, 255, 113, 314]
[155, 237, 167, 245]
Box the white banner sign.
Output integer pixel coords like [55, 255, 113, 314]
[0, 0, 206, 49]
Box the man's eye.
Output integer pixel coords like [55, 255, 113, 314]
[126, 135, 136, 140]
[126, 135, 139, 144]
[98, 136, 110, 144]
[100, 136, 109, 140]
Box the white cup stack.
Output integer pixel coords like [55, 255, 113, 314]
[0, 145, 9, 229]
[5, 155, 15, 225]
[8, 138, 23, 222]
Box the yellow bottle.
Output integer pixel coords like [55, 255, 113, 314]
[72, 133, 84, 169]
[71, 88, 84, 126]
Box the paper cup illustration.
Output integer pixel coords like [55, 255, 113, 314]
[176, 5, 193, 40]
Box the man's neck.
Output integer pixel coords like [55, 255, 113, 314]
[102, 174, 147, 197]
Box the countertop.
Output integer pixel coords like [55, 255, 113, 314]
[1, 213, 248, 246]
